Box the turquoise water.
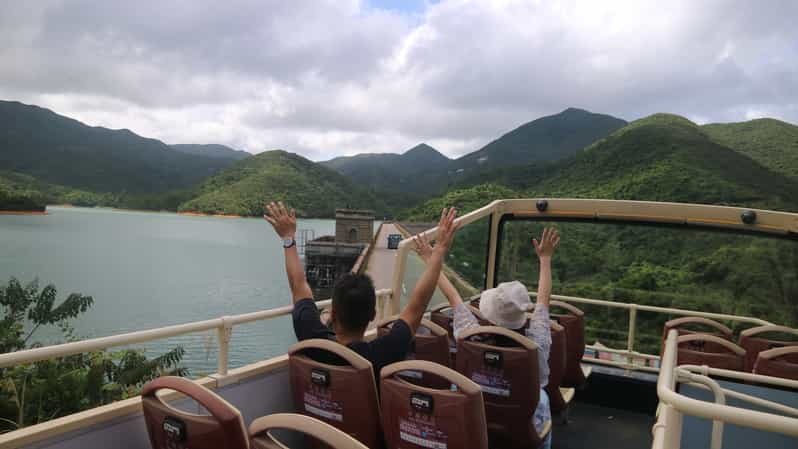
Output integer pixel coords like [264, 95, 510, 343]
[0, 207, 340, 375]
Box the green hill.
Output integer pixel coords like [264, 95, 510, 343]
[452, 108, 627, 174]
[702, 118, 798, 181]
[322, 143, 451, 206]
[171, 144, 251, 161]
[0, 100, 236, 193]
[178, 150, 380, 217]
[324, 109, 627, 207]
[402, 114, 798, 342]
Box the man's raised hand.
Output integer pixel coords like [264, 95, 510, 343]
[433, 207, 460, 254]
[263, 201, 297, 239]
[533, 227, 560, 259]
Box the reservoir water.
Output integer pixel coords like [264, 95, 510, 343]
[0, 207, 360, 375]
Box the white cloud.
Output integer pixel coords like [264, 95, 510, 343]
[1, 0, 796, 160]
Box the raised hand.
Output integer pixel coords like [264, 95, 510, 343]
[413, 232, 434, 262]
[263, 201, 297, 238]
[433, 207, 460, 254]
[533, 227, 560, 259]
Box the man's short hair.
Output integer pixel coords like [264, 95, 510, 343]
[332, 273, 376, 333]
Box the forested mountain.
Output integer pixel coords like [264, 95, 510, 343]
[453, 107, 627, 174]
[321, 143, 451, 206]
[178, 150, 381, 217]
[0, 101, 236, 193]
[702, 118, 798, 181]
[401, 113, 798, 349]
[322, 109, 627, 204]
[171, 144, 251, 161]
[405, 114, 798, 218]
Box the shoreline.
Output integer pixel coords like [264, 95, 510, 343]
[0, 210, 48, 216]
[177, 211, 244, 218]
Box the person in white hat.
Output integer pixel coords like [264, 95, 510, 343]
[414, 227, 560, 449]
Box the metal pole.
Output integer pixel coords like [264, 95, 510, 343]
[216, 317, 233, 376]
[627, 306, 637, 373]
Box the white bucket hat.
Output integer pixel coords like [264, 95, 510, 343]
[479, 281, 530, 330]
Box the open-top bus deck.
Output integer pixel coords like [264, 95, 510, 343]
[1, 198, 797, 449]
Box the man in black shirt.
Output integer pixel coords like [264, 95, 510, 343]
[264, 202, 459, 376]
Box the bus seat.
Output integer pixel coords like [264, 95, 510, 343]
[545, 320, 570, 419]
[142, 376, 249, 449]
[430, 304, 457, 367]
[676, 334, 746, 371]
[456, 326, 550, 449]
[287, 339, 381, 448]
[753, 346, 798, 380]
[738, 325, 798, 372]
[249, 413, 368, 449]
[547, 300, 587, 388]
[377, 318, 451, 388]
[663, 317, 734, 355]
[380, 360, 489, 449]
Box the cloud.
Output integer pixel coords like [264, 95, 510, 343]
[1, 0, 797, 160]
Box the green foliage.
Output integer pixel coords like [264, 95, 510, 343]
[179, 150, 383, 217]
[401, 113, 798, 354]
[0, 279, 186, 432]
[703, 118, 798, 181]
[0, 100, 238, 194]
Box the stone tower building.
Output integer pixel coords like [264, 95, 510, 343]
[334, 209, 374, 244]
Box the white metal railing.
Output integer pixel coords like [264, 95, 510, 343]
[528, 292, 773, 374]
[0, 289, 393, 374]
[652, 330, 798, 449]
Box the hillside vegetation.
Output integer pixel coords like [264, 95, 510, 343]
[0, 101, 236, 193]
[178, 150, 381, 217]
[702, 118, 798, 181]
[402, 114, 798, 351]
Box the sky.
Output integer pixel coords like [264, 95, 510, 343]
[1, 0, 797, 160]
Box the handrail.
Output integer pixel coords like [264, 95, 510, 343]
[0, 290, 391, 370]
[658, 330, 798, 440]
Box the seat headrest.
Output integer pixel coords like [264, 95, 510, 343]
[142, 376, 243, 425]
[249, 413, 369, 449]
[665, 317, 732, 337]
[381, 360, 481, 395]
[376, 318, 448, 337]
[458, 325, 539, 351]
[677, 334, 745, 356]
[289, 338, 372, 370]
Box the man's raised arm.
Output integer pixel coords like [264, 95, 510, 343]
[264, 201, 313, 304]
[399, 208, 460, 334]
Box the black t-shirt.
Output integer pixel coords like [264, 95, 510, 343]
[292, 298, 413, 378]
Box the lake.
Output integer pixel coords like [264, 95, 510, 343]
[0, 206, 373, 375]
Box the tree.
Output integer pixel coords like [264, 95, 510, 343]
[0, 278, 187, 432]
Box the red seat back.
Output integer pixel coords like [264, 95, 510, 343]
[456, 326, 543, 449]
[377, 318, 451, 388]
[676, 334, 746, 371]
[662, 317, 734, 355]
[142, 376, 249, 449]
[753, 346, 798, 380]
[738, 325, 798, 372]
[380, 360, 488, 449]
[544, 320, 568, 414]
[288, 339, 380, 448]
[548, 301, 586, 388]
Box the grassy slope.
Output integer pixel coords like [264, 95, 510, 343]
[179, 150, 381, 217]
[702, 118, 798, 180]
